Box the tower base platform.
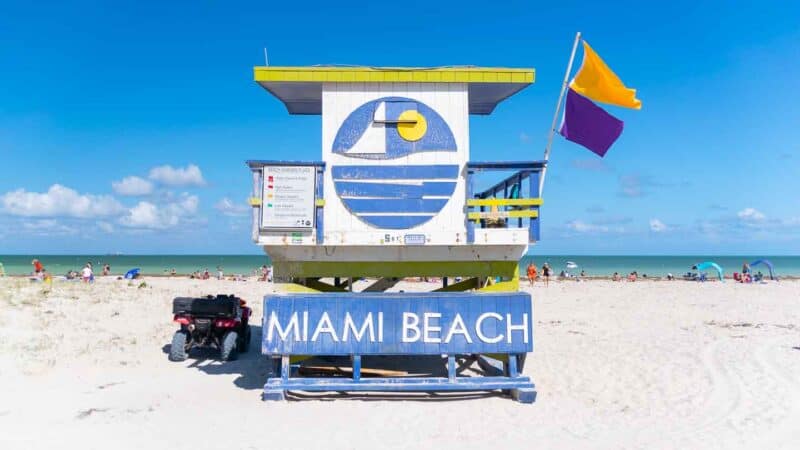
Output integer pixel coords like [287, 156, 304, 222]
[260, 290, 536, 403]
[262, 354, 536, 403]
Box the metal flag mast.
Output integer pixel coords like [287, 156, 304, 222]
[539, 31, 582, 196]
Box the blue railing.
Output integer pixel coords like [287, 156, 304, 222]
[465, 161, 546, 244]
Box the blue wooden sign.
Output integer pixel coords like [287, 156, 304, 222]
[262, 292, 533, 355]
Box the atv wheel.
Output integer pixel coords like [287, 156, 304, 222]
[220, 331, 239, 361]
[169, 330, 189, 361]
[238, 326, 252, 353]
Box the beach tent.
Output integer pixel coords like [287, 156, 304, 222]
[749, 259, 775, 280]
[124, 268, 140, 280]
[694, 261, 723, 281]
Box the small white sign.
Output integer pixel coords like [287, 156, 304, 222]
[261, 166, 316, 230]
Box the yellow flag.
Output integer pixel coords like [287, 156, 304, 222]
[570, 41, 642, 110]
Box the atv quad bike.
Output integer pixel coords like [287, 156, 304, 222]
[169, 294, 252, 361]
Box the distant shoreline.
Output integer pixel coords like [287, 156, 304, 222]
[3, 274, 796, 282]
[2, 255, 798, 277]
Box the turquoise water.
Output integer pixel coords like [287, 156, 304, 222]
[1, 254, 797, 277]
[521, 255, 799, 278]
[0, 255, 271, 277]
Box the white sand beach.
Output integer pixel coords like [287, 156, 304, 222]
[1, 277, 799, 449]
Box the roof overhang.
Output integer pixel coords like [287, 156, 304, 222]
[254, 66, 534, 115]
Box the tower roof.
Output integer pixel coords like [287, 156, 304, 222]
[254, 66, 534, 115]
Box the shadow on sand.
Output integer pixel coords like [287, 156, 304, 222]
[165, 325, 510, 401]
[162, 325, 270, 391]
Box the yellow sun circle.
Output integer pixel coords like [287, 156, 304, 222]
[396, 110, 427, 142]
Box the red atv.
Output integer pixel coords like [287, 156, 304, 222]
[169, 295, 252, 361]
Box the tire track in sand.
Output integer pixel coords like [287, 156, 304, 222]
[641, 336, 800, 449]
[747, 338, 800, 449]
[636, 339, 744, 449]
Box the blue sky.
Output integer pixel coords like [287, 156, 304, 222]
[1, 1, 798, 255]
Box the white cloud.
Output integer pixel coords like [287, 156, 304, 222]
[1, 184, 125, 218]
[121, 202, 161, 228]
[214, 197, 249, 216]
[149, 164, 205, 187]
[119, 194, 199, 229]
[737, 207, 766, 222]
[649, 218, 668, 232]
[112, 176, 153, 196]
[22, 219, 78, 235]
[565, 220, 609, 233]
[97, 221, 114, 233]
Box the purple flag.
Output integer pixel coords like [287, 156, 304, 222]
[559, 88, 624, 157]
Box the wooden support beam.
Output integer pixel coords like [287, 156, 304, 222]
[468, 210, 539, 221]
[363, 277, 400, 292]
[433, 277, 479, 292]
[297, 365, 408, 377]
[303, 278, 348, 292]
[275, 260, 519, 279]
[281, 355, 290, 382]
[507, 354, 519, 377]
[352, 355, 362, 381]
[466, 198, 543, 207]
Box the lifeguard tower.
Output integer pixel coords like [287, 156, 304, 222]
[248, 66, 543, 402]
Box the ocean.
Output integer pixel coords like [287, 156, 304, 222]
[1, 254, 798, 278]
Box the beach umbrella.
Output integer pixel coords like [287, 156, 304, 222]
[694, 261, 723, 281]
[749, 259, 775, 280]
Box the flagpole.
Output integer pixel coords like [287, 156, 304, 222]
[539, 31, 581, 196]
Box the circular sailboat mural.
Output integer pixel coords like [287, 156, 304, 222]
[332, 96, 458, 229]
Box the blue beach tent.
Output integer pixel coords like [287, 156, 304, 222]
[124, 268, 140, 279]
[694, 261, 724, 282]
[749, 259, 775, 280]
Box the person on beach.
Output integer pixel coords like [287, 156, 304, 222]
[542, 262, 551, 286]
[526, 262, 537, 287]
[260, 265, 269, 281]
[217, 266, 224, 280]
[742, 262, 751, 276]
[628, 272, 637, 282]
[32, 259, 44, 277]
[81, 264, 93, 283]
[102, 264, 110, 276]
[612, 272, 621, 281]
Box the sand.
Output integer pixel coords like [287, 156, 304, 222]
[0, 276, 799, 450]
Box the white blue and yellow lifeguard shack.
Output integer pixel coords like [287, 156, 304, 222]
[248, 66, 543, 402]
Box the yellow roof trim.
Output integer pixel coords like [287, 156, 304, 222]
[254, 66, 535, 115]
[254, 66, 534, 84]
